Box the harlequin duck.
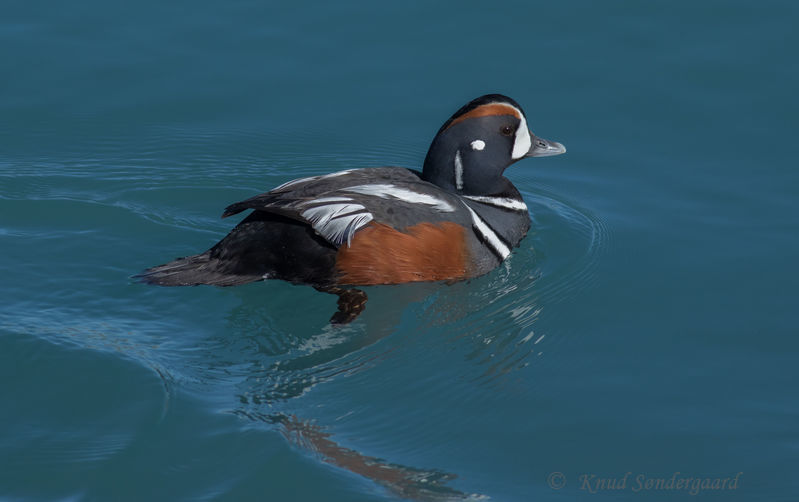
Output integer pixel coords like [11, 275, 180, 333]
[139, 94, 565, 323]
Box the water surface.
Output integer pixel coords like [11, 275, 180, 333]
[1, 1, 797, 500]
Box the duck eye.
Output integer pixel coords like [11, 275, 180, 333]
[500, 125, 514, 136]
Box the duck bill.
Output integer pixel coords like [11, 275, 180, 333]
[525, 133, 566, 158]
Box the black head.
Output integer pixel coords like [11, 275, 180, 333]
[422, 94, 565, 195]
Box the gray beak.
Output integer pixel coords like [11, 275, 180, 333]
[526, 132, 566, 158]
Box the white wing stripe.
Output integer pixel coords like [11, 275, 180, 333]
[297, 191, 380, 246]
[279, 180, 457, 247]
[341, 213, 373, 245]
[272, 169, 359, 193]
[320, 169, 356, 178]
[343, 184, 455, 212]
[330, 208, 370, 219]
[273, 175, 318, 192]
[302, 203, 363, 225]
[304, 196, 356, 205]
[300, 201, 374, 246]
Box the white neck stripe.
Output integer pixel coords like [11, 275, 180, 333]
[454, 150, 464, 190]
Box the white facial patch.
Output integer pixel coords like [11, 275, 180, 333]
[470, 140, 485, 151]
[511, 114, 531, 159]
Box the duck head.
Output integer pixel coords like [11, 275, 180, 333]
[422, 94, 565, 195]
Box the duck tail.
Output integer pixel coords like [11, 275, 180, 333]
[136, 252, 262, 287]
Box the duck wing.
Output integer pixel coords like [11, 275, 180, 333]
[221, 167, 468, 248]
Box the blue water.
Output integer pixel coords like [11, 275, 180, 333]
[2, 1, 797, 500]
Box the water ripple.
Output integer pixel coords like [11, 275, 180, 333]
[0, 129, 606, 501]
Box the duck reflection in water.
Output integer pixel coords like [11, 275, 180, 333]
[233, 411, 488, 501]
[208, 275, 543, 501]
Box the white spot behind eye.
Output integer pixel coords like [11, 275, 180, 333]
[471, 139, 486, 151]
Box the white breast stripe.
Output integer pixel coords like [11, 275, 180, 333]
[343, 184, 455, 212]
[462, 195, 528, 212]
[463, 205, 511, 260]
[299, 198, 373, 246]
[454, 150, 464, 190]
